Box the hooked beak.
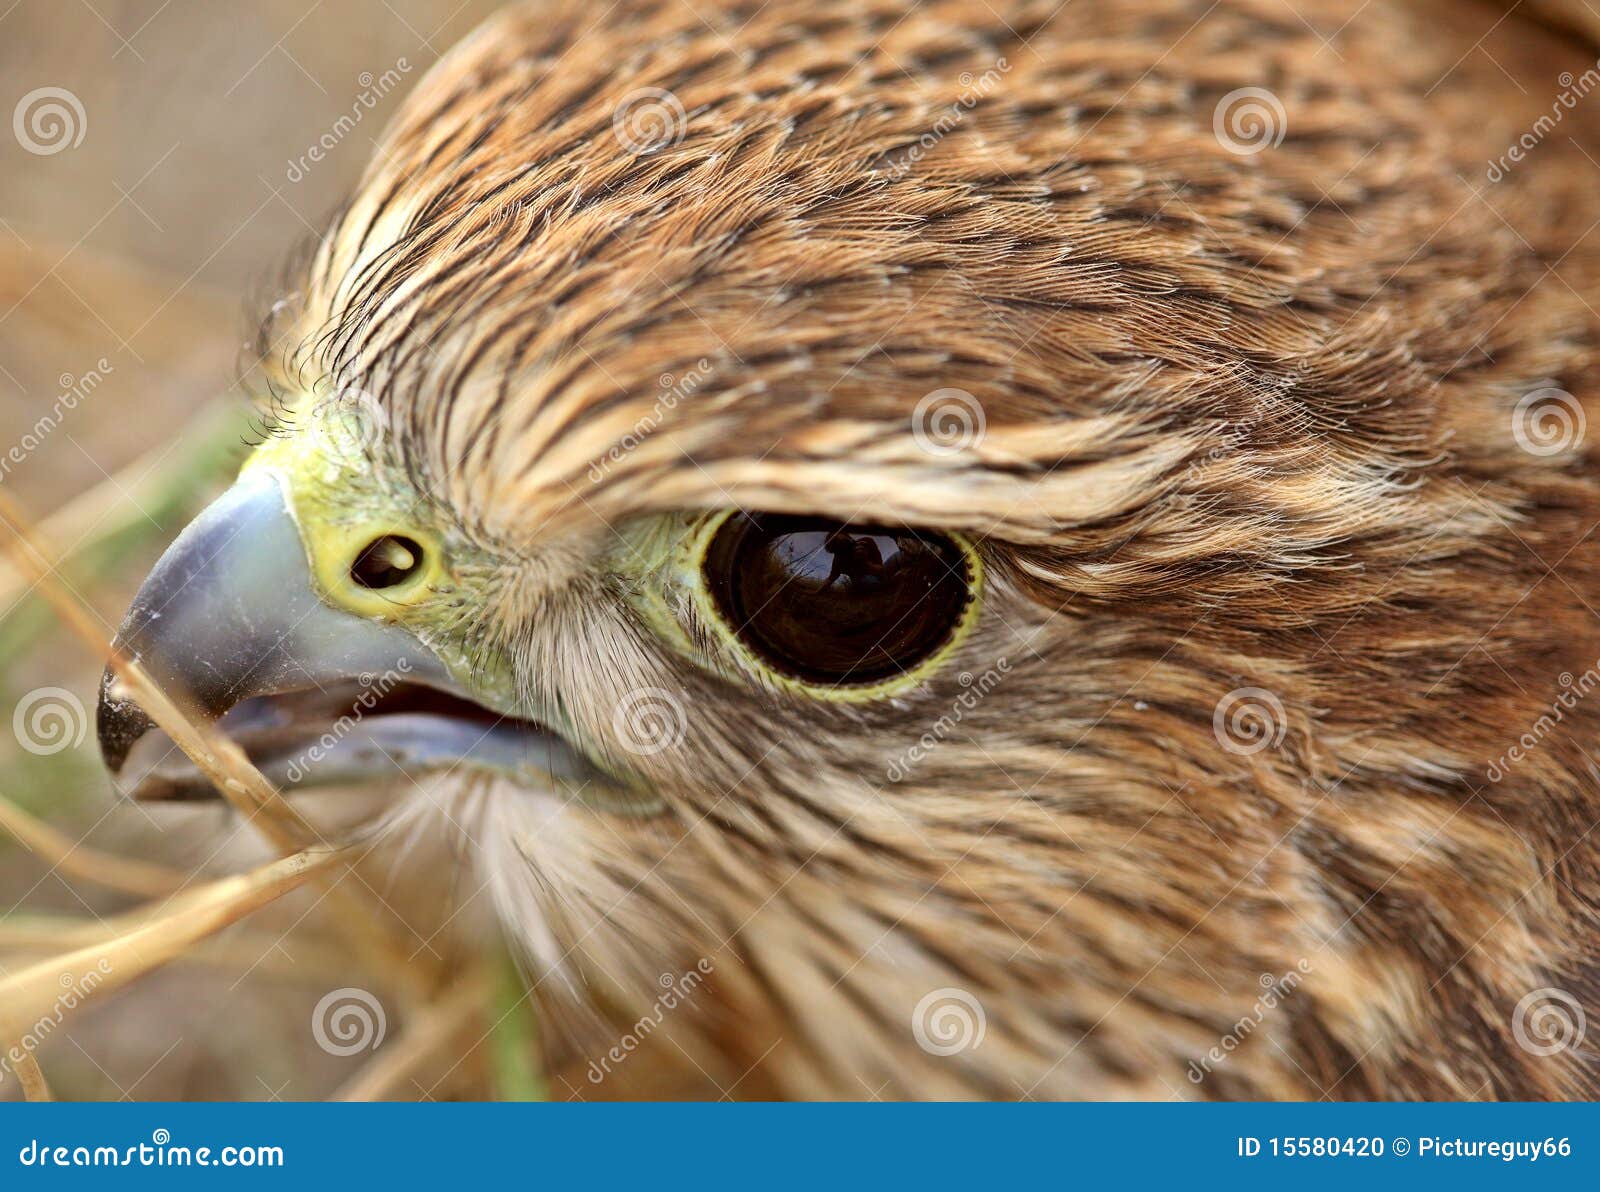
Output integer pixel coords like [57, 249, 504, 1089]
[97, 472, 590, 801]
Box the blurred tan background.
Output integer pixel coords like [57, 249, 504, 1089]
[0, 0, 510, 1101]
[1, 0, 501, 511]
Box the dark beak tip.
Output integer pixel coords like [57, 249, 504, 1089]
[95, 665, 153, 777]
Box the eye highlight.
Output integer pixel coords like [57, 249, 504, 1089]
[700, 513, 977, 689]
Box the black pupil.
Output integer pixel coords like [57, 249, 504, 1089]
[705, 514, 970, 684]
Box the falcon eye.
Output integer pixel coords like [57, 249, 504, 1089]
[701, 513, 975, 687]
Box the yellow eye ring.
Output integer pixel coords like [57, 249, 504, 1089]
[687, 511, 983, 701]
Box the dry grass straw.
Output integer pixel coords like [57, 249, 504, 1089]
[0, 484, 488, 1102]
[0, 792, 187, 898]
[0, 239, 516, 1101]
[333, 969, 491, 1102]
[0, 408, 233, 612]
[0, 847, 342, 1044]
[0, 486, 315, 846]
[14, 1051, 52, 1102]
[0, 483, 434, 1005]
[0, 911, 361, 980]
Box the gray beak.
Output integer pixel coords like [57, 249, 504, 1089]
[98, 472, 600, 802]
[96, 474, 462, 795]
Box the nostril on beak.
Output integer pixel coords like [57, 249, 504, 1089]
[350, 535, 424, 590]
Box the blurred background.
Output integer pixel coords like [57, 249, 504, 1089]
[0, 0, 525, 1101]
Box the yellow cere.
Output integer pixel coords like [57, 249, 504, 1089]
[240, 396, 448, 619]
[237, 394, 519, 717]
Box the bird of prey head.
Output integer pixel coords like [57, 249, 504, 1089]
[96, 0, 1600, 1099]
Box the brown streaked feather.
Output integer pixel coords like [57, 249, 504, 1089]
[265, 0, 1600, 1099]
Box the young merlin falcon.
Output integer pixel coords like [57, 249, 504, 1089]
[96, 0, 1600, 1099]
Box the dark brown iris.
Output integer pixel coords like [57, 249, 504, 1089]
[704, 514, 971, 685]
